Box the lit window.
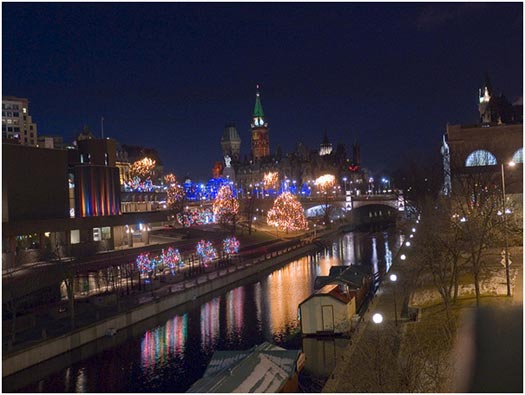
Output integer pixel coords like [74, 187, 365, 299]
[512, 148, 523, 164]
[23, 108, 27, 114]
[465, 150, 497, 167]
[70, 229, 80, 244]
[93, 228, 101, 242]
[101, 227, 111, 240]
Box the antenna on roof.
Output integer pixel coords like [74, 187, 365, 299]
[101, 116, 105, 139]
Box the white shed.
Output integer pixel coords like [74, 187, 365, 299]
[299, 284, 356, 336]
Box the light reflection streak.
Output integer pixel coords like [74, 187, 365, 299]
[201, 298, 220, 348]
[254, 282, 262, 329]
[141, 314, 188, 373]
[75, 367, 86, 393]
[225, 287, 245, 340]
[371, 237, 378, 276]
[384, 240, 392, 272]
[343, 233, 355, 265]
[265, 258, 315, 334]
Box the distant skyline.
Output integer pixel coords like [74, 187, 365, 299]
[3, 2, 523, 180]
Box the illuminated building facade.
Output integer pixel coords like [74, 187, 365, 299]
[219, 85, 367, 195]
[2, 96, 38, 146]
[443, 76, 523, 195]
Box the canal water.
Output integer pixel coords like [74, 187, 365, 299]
[7, 227, 403, 393]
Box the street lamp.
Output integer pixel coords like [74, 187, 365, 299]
[390, 273, 398, 326]
[400, 254, 406, 260]
[372, 313, 383, 324]
[342, 177, 348, 195]
[501, 160, 515, 297]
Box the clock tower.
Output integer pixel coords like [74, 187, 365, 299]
[250, 85, 270, 161]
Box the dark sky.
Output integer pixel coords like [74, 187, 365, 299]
[3, 2, 523, 180]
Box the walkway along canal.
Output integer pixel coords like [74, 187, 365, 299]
[4, 227, 404, 392]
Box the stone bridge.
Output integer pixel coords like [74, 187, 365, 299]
[300, 194, 404, 219]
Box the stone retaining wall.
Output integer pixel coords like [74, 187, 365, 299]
[2, 243, 320, 377]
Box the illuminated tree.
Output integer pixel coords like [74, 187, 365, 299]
[196, 240, 218, 267]
[263, 171, 279, 190]
[212, 184, 239, 231]
[267, 192, 308, 232]
[316, 174, 336, 225]
[223, 236, 240, 255]
[130, 157, 156, 181]
[164, 173, 185, 214]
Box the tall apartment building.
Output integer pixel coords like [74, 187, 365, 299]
[2, 96, 38, 146]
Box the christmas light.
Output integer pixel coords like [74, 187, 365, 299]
[315, 174, 336, 191]
[212, 185, 239, 223]
[267, 192, 308, 232]
[263, 171, 279, 190]
[223, 236, 240, 255]
[196, 240, 218, 266]
[162, 247, 184, 274]
[130, 157, 156, 180]
[136, 252, 155, 274]
[164, 173, 184, 208]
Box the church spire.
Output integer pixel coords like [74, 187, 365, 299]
[253, 84, 265, 118]
[250, 84, 270, 160]
[252, 84, 267, 128]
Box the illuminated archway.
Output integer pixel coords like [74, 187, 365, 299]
[465, 150, 497, 167]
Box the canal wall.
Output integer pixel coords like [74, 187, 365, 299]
[3, 241, 324, 378]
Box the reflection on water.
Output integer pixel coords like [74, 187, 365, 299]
[13, 228, 401, 393]
[141, 314, 188, 372]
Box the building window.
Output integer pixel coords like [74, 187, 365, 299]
[104, 153, 108, 166]
[30, 125, 33, 131]
[13, 112, 19, 117]
[512, 148, 523, 164]
[93, 228, 101, 242]
[101, 227, 111, 240]
[7, 112, 12, 117]
[13, 104, 19, 110]
[7, 119, 12, 124]
[24, 137, 28, 143]
[465, 150, 497, 167]
[70, 230, 80, 244]
[7, 127, 12, 132]
[30, 132, 33, 137]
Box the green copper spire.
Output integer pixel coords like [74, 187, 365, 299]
[253, 84, 265, 118]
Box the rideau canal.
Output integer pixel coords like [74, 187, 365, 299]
[8, 227, 403, 393]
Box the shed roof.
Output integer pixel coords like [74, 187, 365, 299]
[300, 283, 353, 307]
[187, 342, 301, 393]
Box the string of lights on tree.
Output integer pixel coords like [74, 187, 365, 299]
[176, 207, 215, 227]
[267, 192, 308, 232]
[223, 236, 240, 255]
[136, 252, 155, 274]
[129, 157, 156, 180]
[212, 184, 239, 223]
[196, 240, 218, 266]
[164, 173, 184, 208]
[135, 248, 184, 275]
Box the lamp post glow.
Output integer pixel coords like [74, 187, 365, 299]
[501, 161, 515, 297]
[400, 254, 406, 260]
[405, 241, 411, 247]
[372, 313, 383, 324]
[390, 273, 398, 326]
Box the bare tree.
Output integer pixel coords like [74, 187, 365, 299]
[450, 171, 503, 306]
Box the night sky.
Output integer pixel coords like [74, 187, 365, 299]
[3, 2, 523, 180]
